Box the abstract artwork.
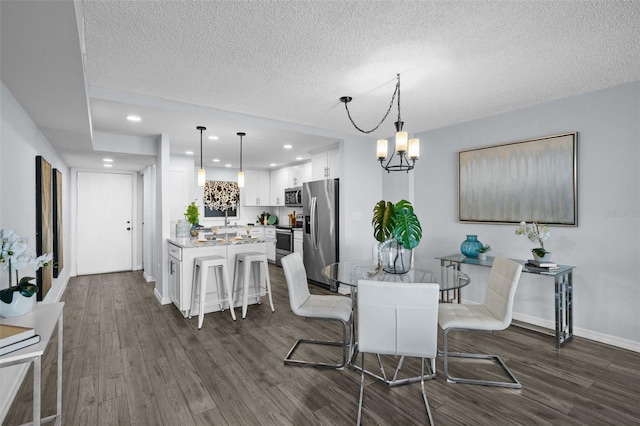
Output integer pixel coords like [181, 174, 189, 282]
[52, 168, 63, 278]
[35, 156, 53, 300]
[458, 132, 578, 225]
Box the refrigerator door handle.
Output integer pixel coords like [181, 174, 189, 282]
[310, 196, 318, 250]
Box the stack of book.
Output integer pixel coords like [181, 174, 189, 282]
[525, 259, 560, 271]
[0, 324, 41, 356]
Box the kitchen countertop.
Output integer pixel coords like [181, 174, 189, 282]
[168, 237, 265, 249]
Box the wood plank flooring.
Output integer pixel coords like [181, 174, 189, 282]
[4, 265, 640, 425]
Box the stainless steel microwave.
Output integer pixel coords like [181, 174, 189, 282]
[284, 187, 302, 207]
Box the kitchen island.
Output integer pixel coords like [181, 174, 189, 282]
[168, 237, 267, 318]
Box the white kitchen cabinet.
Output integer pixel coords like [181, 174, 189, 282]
[311, 148, 340, 180]
[241, 169, 270, 206]
[270, 168, 289, 206]
[293, 229, 303, 254]
[289, 162, 311, 187]
[249, 226, 276, 263]
[265, 226, 276, 262]
[168, 249, 182, 307]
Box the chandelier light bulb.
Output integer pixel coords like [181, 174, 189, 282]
[408, 138, 420, 159]
[377, 139, 388, 160]
[395, 131, 408, 153]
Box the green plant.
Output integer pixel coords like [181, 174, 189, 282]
[477, 244, 492, 253]
[184, 200, 199, 225]
[0, 277, 38, 303]
[372, 199, 422, 249]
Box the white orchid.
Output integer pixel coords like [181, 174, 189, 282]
[515, 221, 550, 256]
[1, 229, 52, 287]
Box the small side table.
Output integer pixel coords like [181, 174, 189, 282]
[437, 255, 574, 348]
[1, 302, 65, 425]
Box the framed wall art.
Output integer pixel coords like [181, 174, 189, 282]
[52, 168, 63, 278]
[458, 132, 578, 225]
[35, 156, 53, 300]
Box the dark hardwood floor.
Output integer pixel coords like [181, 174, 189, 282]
[4, 265, 640, 425]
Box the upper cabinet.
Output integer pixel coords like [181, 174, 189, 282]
[241, 169, 270, 206]
[289, 162, 312, 187]
[311, 148, 340, 181]
[270, 167, 289, 206]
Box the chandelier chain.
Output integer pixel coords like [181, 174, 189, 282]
[342, 74, 401, 134]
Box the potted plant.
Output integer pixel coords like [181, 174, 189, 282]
[515, 221, 551, 261]
[477, 244, 492, 261]
[372, 199, 422, 274]
[184, 200, 200, 236]
[0, 229, 52, 317]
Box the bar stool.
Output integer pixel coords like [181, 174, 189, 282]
[190, 255, 236, 329]
[233, 252, 275, 319]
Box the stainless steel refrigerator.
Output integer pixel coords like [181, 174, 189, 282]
[303, 179, 339, 290]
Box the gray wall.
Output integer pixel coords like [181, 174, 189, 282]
[413, 81, 640, 350]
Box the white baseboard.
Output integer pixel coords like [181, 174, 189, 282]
[142, 270, 155, 282]
[512, 312, 640, 353]
[154, 288, 171, 305]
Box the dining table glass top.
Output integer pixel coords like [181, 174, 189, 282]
[321, 260, 471, 292]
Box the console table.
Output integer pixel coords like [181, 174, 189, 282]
[437, 254, 574, 348]
[0, 302, 65, 425]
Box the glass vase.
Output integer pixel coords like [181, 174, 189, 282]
[460, 235, 483, 258]
[380, 239, 413, 274]
[176, 219, 190, 238]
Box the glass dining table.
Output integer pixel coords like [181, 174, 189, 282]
[320, 260, 471, 386]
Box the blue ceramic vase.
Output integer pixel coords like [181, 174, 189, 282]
[460, 235, 483, 258]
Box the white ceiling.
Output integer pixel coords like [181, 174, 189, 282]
[3, 1, 640, 172]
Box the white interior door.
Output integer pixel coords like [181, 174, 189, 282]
[77, 171, 133, 275]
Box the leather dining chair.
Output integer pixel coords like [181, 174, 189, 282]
[281, 252, 353, 369]
[438, 256, 523, 388]
[356, 279, 440, 426]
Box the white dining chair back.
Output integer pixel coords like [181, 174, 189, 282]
[438, 256, 523, 388]
[356, 280, 439, 425]
[281, 252, 352, 369]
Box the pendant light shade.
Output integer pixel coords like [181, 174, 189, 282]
[197, 126, 206, 186]
[237, 132, 245, 188]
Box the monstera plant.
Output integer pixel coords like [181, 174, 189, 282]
[372, 199, 422, 274]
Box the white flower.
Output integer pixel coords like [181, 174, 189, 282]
[515, 221, 550, 249]
[1, 228, 52, 277]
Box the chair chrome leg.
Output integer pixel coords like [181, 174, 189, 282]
[283, 316, 350, 369]
[442, 327, 522, 388]
[357, 352, 366, 426]
[420, 358, 435, 426]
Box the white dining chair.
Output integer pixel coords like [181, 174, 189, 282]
[438, 256, 523, 388]
[356, 279, 440, 426]
[281, 252, 353, 369]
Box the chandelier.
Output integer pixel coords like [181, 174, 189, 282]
[196, 126, 206, 186]
[237, 132, 245, 188]
[340, 73, 419, 172]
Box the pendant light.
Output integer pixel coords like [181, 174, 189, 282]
[340, 73, 419, 172]
[237, 132, 245, 188]
[196, 126, 206, 186]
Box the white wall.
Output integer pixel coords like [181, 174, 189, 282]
[413, 81, 640, 351]
[0, 82, 72, 419]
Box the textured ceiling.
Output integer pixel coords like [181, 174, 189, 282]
[3, 1, 640, 171]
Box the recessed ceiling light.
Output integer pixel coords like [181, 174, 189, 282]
[224, 164, 232, 168]
[126, 115, 141, 122]
[103, 158, 113, 162]
[208, 135, 219, 140]
[283, 144, 293, 149]
[295, 156, 303, 161]
[104, 164, 113, 168]
[213, 158, 220, 162]
[185, 151, 194, 155]
[270, 163, 277, 167]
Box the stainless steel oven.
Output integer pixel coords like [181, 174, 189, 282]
[275, 227, 293, 266]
